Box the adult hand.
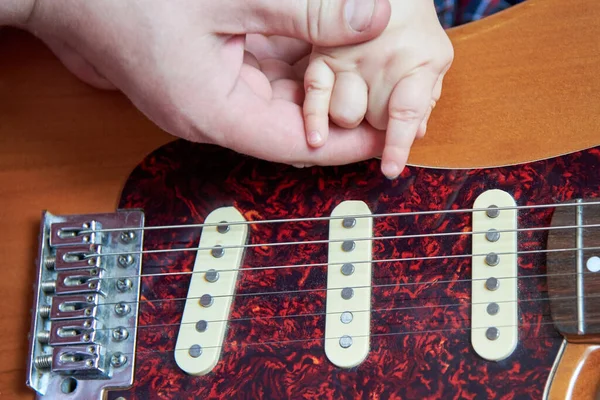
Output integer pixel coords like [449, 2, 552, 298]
[17, 0, 392, 166]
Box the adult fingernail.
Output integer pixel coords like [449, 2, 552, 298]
[345, 0, 375, 32]
[381, 160, 400, 179]
[308, 131, 322, 146]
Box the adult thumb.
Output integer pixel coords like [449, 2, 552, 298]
[208, 0, 392, 46]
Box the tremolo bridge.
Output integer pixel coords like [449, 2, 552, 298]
[27, 211, 144, 399]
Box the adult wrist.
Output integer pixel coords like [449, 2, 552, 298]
[0, 0, 36, 28]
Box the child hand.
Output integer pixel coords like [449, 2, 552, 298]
[303, 0, 453, 179]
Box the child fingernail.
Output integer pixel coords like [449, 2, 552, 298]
[381, 161, 400, 179]
[308, 131, 322, 145]
[345, 0, 375, 32]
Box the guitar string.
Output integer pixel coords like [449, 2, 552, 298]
[96, 289, 576, 333]
[124, 318, 578, 357]
[84, 243, 600, 284]
[93, 222, 600, 259]
[82, 200, 600, 234]
[87, 260, 590, 310]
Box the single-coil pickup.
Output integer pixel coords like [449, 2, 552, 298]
[471, 189, 518, 361]
[175, 207, 248, 375]
[324, 201, 372, 369]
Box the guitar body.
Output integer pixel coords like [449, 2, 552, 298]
[104, 140, 600, 399]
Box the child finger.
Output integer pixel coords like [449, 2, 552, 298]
[329, 72, 368, 129]
[381, 73, 435, 179]
[303, 59, 335, 147]
[416, 100, 435, 139]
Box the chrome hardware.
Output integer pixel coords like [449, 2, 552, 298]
[50, 294, 98, 320]
[116, 278, 133, 292]
[487, 302, 500, 316]
[112, 327, 129, 342]
[199, 294, 214, 307]
[340, 263, 355, 276]
[341, 240, 355, 252]
[485, 277, 500, 291]
[50, 220, 99, 247]
[195, 320, 208, 332]
[485, 229, 501, 242]
[216, 221, 230, 234]
[342, 218, 356, 228]
[188, 345, 203, 358]
[211, 245, 225, 258]
[485, 253, 500, 266]
[341, 287, 354, 300]
[486, 327, 500, 341]
[114, 302, 131, 317]
[205, 269, 219, 283]
[340, 312, 353, 324]
[34, 355, 53, 370]
[486, 205, 500, 218]
[52, 345, 106, 377]
[339, 335, 353, 348]
[49, 318, 98, 346]
[119, 230, 137, 243]
[27, 211, 144, 399]
[110, 352, 127, 368]
[55, 244, 101, 270]
[54, 268, 104, 296]
[39, 305, 51, 319]
[117, 254, 135, 268]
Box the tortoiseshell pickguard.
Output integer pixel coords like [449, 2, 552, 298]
[109, 141, 600, 399]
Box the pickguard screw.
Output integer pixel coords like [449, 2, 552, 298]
[205, 269, 219, 283]
[211, 246, 225, 258]
[487, 302, 500, 316]
[341, 241, 355, 252]
[341, 287, 354, 300]
[486, 205, 500, 219]
[217, 222, 230, 234]
[486, 327, 500, 341]
[112, 327, 129, 342]
[340, 312, 353, 324]
[119, 231, 136, 244]
[114, 302, 131, 316]
[199, 294, 214, 307]
[485, 253, 500, 266]
[342, 218, 356, 229]
[195, 320, 208, 332]
[339, 335, 353, 348]
[485, 229, 501, 242]
[118, 254, 135, 268]
[110, 352, 128, 368]
[485, 277, 499, 291]
[341, 263, 355, 276]
[189, 344, 202, 358]
[116, 278, 133, 292]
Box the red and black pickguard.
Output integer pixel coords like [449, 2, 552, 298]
[110, 141, 600, 399]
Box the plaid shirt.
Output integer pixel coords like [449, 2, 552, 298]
[435, 0, 526, 28]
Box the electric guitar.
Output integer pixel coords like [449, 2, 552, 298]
[2, 0, 600, 399]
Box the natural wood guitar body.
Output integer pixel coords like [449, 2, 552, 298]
[1, 0, 599, 398]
